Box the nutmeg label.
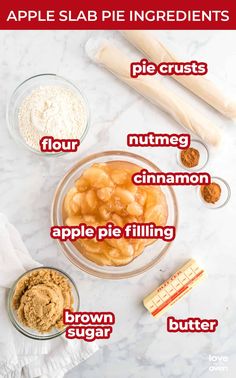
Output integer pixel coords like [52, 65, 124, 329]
[127, 133, 190, 149]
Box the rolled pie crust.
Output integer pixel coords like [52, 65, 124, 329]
[88, 39, 222, 146]
[122, 30, 236, 120]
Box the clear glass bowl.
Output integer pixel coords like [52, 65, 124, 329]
[177, 139, 209, 171]
[7, 267, 80, 340]
[51, 151, 178, 279]
[6, 73, 90, 156]
[197, 176, 231, 209]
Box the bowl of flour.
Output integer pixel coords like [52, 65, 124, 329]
[6, 74, 90, 155]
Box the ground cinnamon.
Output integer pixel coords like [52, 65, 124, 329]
[180, 147, 200, 168]
[200, 182, 221, 204]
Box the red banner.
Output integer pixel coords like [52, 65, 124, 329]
[0, 0, 235, 30]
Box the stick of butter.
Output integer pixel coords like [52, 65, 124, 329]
[143, 259, 206, 318]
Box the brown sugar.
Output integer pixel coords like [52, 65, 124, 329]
[12, 268, 74, 333]
[180, 147, 200, 168]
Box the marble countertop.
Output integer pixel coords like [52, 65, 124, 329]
[0, 30, 236, 378]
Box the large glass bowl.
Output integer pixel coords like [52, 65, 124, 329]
[51, 151, 178, 279]
[6, 73, 90, 156]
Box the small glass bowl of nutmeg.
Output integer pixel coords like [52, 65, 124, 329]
[197, 177, 231, 209]
[177, 139, 209, 171]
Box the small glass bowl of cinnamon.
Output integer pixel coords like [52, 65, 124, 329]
[177, 139, 209, 171]
[197, 177, 231, 209]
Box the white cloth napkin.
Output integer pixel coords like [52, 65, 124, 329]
[0, 214, 99, 378]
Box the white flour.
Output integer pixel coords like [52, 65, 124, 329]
[18, 85, 88, 151]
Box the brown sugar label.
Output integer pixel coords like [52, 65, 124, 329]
[64, 310, 115, 341]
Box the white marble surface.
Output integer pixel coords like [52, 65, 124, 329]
[0, 30, 236, 378]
